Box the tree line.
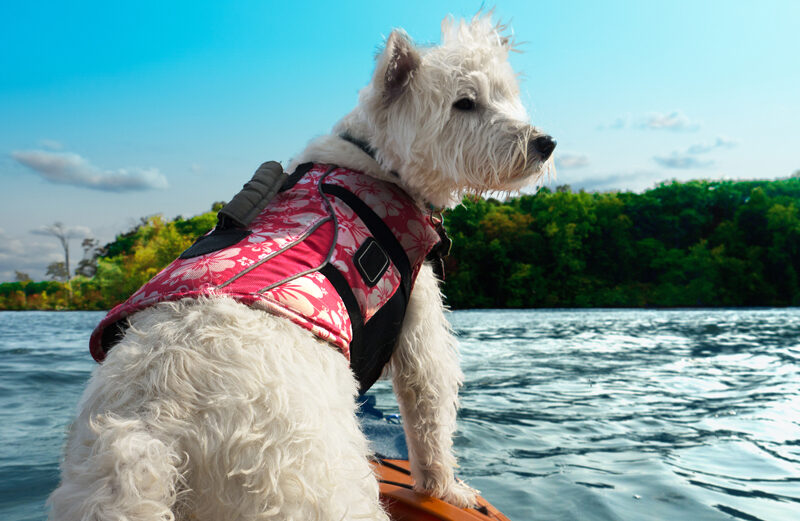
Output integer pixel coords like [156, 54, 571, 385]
[2, 176, 799, 311]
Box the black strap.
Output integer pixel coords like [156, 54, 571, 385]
[320, 183, 412, 298]
[319, 263, 364, 361]
[280, 162, 314, 192]
[180, 162, 314, 260]
[425, 218, 451, 281]
[339, 134, 400, 178]
[319, 179, 418, 393]
[340, 133, 379, 160]
[179, 227, 251, 259]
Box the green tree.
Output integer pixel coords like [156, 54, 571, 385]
[4, 179, 800, 311]
[46, 262, 68, 281]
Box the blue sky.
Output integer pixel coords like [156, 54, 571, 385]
[1, 1, 798, 281]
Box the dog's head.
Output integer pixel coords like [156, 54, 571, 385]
[358, 14, 554, 207]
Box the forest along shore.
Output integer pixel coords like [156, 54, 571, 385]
[2, 176, 799, 311]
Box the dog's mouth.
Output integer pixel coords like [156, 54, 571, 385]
[464, 163, 552, 199]
[476, 134, 555, 192]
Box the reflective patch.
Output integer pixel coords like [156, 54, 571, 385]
[354, 238, 390, 287]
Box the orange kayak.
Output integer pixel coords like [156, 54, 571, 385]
[360, 395, 511, 521]
[373, 458, 511, 521]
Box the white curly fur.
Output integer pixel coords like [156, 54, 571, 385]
[50, 13, 551, 520]
[50, 299, 382, 521]
[294, 14, 553, 208]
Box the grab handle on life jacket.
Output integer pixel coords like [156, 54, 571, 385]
[217, 161, 286, 229]
[179, 161, 287, 259]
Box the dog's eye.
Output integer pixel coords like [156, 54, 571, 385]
[453, 98, 476, 111]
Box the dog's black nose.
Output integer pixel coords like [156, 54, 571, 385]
[531, 135, 556, 161]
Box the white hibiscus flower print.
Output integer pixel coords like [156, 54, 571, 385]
[168, 248, 241, 282]
[334, 205, 371, 254]
[399, 219, 438, 261]
[264, 274, 325, 318]
[352, 176, 384, 198]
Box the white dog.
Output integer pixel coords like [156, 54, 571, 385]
[49, 14, 554, 521]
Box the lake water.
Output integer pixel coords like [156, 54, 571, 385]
[1, 309, 799, 521]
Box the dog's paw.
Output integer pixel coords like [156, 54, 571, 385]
[440, 478, 480, 509]
[416, 477, 479, 509]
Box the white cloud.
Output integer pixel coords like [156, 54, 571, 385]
[560, 170, 665, 192]
[0, 228, 26, 257]
[0, 227, 63, 281]
[0, 224, 98, 281]
[597, 115, 630, 130]
[11, 149, 169, 192]
[652, 136, 737, 169]
[653, 153, 714, 169]
[555, 153, 589, 170]
[601, 111, 700, 132]
[38, 139, 64, 150]
[686, 136, 737, 154]
[640, 111, 699, 131]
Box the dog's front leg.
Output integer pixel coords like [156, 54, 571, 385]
[389, 262, 477, 508]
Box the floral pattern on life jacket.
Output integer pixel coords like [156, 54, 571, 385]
[260, 270, 353, 349]
[90, 164, 441, 365]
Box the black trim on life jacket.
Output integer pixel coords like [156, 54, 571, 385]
[319, 178, 416, 393]
[320, 183, 412, 300]
[425, 216, 451, 281]
[319, 263, 364, 366]
[180, 162, 315, 260]
[351, 286, 407, 393]
[100, 318, 127, 356]
[179, 228, 251, 259]
[336, 135, 451, 280]
[280, 162, 314, 192]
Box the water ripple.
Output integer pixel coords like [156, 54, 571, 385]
[3, 309, 800, 521]
[446, 308, 800, 520]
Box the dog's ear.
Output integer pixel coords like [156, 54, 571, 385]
[378, 30, 420, 101]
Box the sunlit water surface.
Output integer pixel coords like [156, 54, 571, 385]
[1, 309, 799, 520]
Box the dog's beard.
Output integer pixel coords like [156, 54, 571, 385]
[457, 133, 552, 195]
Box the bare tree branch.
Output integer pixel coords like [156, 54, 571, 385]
[30, 222, 92, 302]
[31, 223, 92, 278]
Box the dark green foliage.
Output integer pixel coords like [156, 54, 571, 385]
[2, 179, 799, 310]
[441, 176, 800, 308]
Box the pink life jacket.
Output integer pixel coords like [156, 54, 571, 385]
[90, 163, 443, 392]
